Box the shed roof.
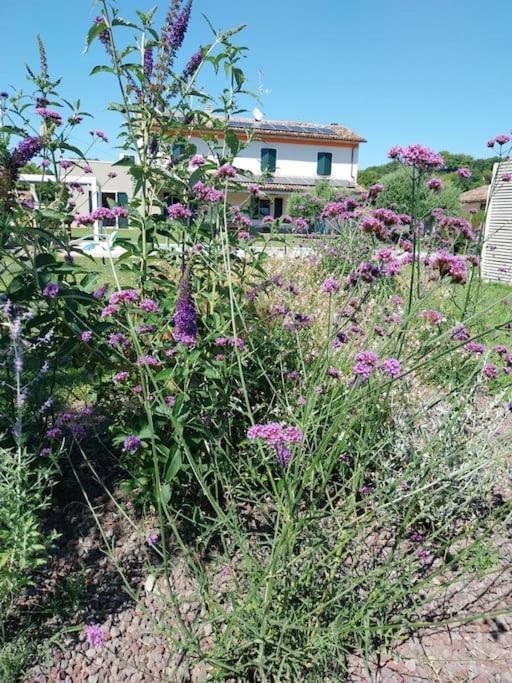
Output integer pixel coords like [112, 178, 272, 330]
[459, 185, 489, 203]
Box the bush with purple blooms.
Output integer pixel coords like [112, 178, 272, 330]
[1, 3, 512, 682]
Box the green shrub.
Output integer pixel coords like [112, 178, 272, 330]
[376, 166, 460, 218]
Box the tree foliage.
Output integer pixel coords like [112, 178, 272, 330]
[359, 152, 501, 192]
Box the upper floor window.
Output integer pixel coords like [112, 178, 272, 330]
[317, 152, 332, 176]
[261, 148, 277, 173]
[172, 143, 186, 161]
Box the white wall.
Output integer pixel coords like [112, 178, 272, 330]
[482, 161, 512, 283]
[191, 136, 358, 184]
[69, 161, 134, 215]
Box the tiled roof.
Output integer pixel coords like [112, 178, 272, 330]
[227, 118, 366, 144]
[459, 185, 489, 202]
[237, 175, 363, 193]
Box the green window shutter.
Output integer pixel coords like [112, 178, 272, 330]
[117, 192, 129, 228]
[172, 143, 185, 160]
[261, 148, 276, 172]
[317, 152, 332, 176]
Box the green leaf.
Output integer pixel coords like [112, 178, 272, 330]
[59, 142, 87, 161]
[111, 18, 139, 30]
[160, 482, 171, 505]
[8, 275, 29, 295]
[84, 22, 108, 54]
[0, 125, 26, 136]
[90, 65, 115, 76]
[138, 425, 153, 439]
[165, 451, 182, 482]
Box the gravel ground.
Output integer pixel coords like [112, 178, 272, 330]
[17, 411, 512, 682]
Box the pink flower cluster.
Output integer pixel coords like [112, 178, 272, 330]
[112, 371, 129, 383]
[247, 183, 262, 198]
[35, 107, 63, 126]
[74, 206, 128, 226]
[361, 216, 390, 240]
[388, 144, 444, 171]
[232, 212, 252, 228]
[421, 309, 443, 325]
[427, 178, 444, 192]
[110, 289, 139, 305]
[247, 422, 303, 466]
[488, 134, 510, 147]
[380, 357, 401, 378]
[456, 167, 472, 178]
[215, 163, 237, 178]
[139, 298, 160, 313]
[190, 154, 206, 167]
[428, 250, 468, 283]
[84, 624, 105, 648]
[192, 181, 223, 203]
[352, 351, 379, 380]
[368, 183, 384, 199]
[320, 197, 361, 221]
[136, 355, 160, 367]
[320, 202, 354, 222]
[320, 277, 340, 294]
[438, 215, 475, 241]
[215, 336, 246, 350]
[168, 202, 192, 220]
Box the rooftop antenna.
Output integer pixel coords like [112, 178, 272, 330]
[253, 70, 269, 121]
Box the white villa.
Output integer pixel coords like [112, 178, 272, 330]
[191, 117, 366, 219]
[19, 117, 365, 239]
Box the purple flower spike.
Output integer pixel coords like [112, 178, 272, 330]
[143, 47, 154, 79]
[174, 268, 197, 346]
[10, 136, 44, 174]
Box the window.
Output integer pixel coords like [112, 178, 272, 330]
[101, 191, 129, 228]
[274, 197, 283, 218]
[317, 152, 332, 176]
[258, 199, 271, 217]
[117, 192, 128, 228]
[261, 148, 277, 173]
[101, 192, 116, 227]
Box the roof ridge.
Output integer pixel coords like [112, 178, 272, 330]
[225, 117, 365, 143]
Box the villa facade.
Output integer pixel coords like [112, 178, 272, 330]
[191, 118, 365, 220]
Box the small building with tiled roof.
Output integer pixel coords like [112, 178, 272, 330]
[459, 185, 489, 212]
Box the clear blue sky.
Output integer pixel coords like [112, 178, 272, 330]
[1, 0, 510, 168]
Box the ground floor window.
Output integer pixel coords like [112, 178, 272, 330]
[101, 191, 129, 228]
[258, 199, 271, 217]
